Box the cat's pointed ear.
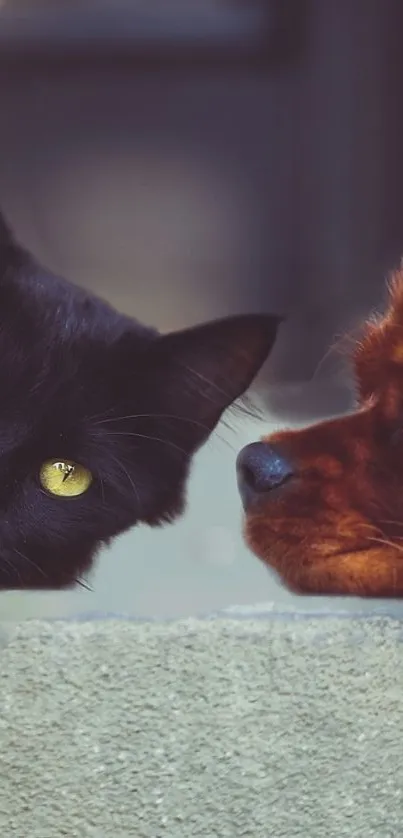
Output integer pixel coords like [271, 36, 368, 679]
[153, 313, 283, 444]
[0, 209, 16, 250]
[0, 208, 28, 270]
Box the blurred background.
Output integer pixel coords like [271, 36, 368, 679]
[1, 0, 403, 619]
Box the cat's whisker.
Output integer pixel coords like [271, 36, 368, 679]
[85, 407, 118, 423]
[232, 395, 265, 422]
[1, 554, 18, 580]
[13, 548, 47, 580]
[181, 363, 233, 402]
[108, 452, 141, 511]
[105, 431, 188, 458]
[75, 577, 92, 592]
[93, 412, 200, 426]
[93, 413, 239, 452]
[93, 412, 216, 434]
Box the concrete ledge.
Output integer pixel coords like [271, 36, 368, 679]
[1, 614, 402, 836]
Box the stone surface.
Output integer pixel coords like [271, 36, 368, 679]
[0, 615, 402, 837]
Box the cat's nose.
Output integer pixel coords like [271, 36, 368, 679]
[236, 441, 294, 510]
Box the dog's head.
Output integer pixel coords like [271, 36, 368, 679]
[237, 272, 403, 598]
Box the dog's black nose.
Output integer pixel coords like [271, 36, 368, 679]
[236, 441, 294, 509]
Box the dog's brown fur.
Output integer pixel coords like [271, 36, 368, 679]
[243, 271, 403, 597]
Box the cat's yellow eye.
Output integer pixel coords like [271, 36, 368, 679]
[39, 459, 93, 498]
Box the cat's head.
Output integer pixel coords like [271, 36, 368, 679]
[0, 210, 281, 589]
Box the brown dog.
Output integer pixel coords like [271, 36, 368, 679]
[237, 271, 403, 598]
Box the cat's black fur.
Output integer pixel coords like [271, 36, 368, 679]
[0, 208, 281, 589]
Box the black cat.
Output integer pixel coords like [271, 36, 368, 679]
[0, 209, 280, 589]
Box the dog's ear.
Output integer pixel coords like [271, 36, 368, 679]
[151, 313, 282, 447]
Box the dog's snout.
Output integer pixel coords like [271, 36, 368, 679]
[236, 441, 294, 509]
